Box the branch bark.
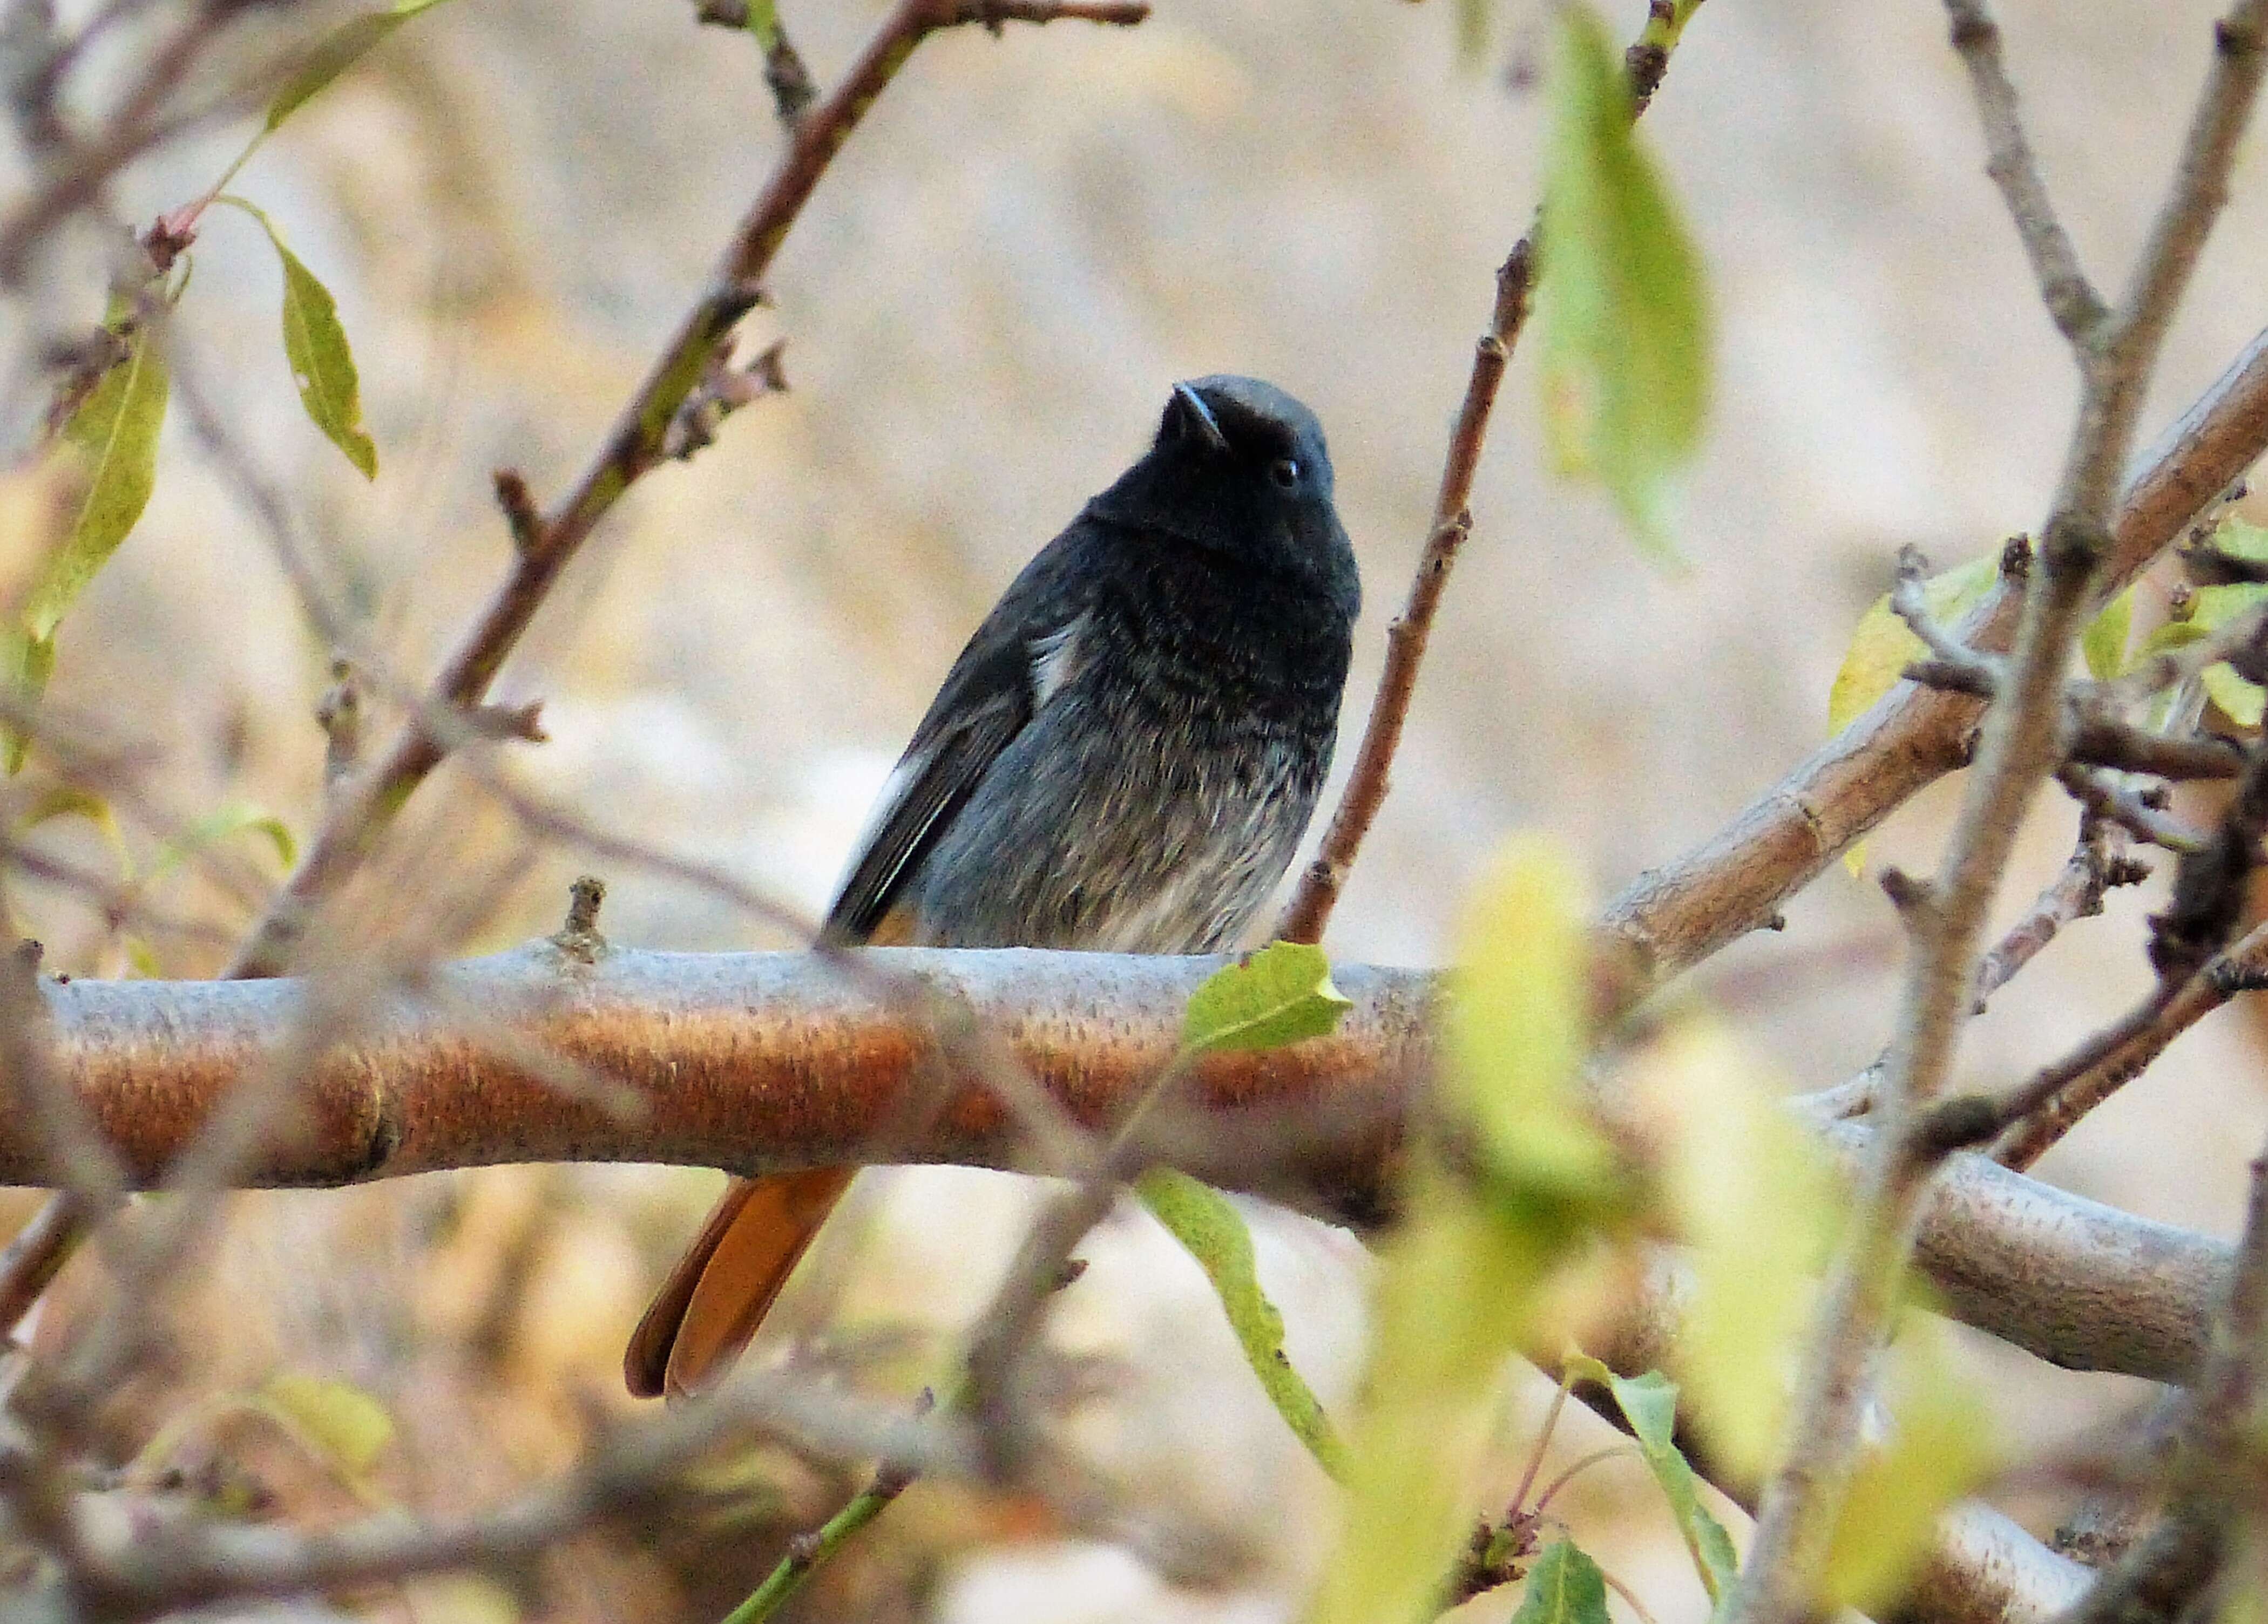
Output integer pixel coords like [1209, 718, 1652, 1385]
[0, 944, 2235, 1387]
[1596, 320, 2268, 1007]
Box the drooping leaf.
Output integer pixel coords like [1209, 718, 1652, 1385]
[1305, 1172, 1564, 1624]
[216, 196, 376, 478]
[1563, 1357, 1737, 1602]
[1136, 1167, 1346, 1479]
[1182, 940, 1351, 1055]
[1507, 1539, 1613, 1624]
[6, 316, 168, 772]
[1822, 1316, 1995, 1611]
[19, 785, 130, 876]
[258, 1371, 396, 1477]
[1537, 2, 1710, 558]
[2081, 585, 2135, 681]
[25, 325, 168, 647]
[151, 799, 297, 878]
[0, 632, 55, 773]
[1307, 836, 1613, 1624]
[1621, 1016, 1844, 1482]
[266, 0, 457, 132]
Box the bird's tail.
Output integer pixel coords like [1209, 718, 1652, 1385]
[623, 1167, 856, 1399]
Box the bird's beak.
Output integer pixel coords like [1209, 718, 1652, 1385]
[1173, 382, 1230, 452]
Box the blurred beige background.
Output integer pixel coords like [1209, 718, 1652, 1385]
[5, 0, 2267, 1618]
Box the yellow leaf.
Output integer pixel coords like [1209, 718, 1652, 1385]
[258, 1371, 395, 1477]
[1623, 1016, 1843, 1482]
[1827, 555, 1998, 874]
[1823, 1315, 1995, 1611]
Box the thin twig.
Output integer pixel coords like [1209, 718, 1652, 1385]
[1970, 814, 2145, 1011]
[1723, 8, 2268, 1622]
[1941, 0, 2108, 342]
[225, 0, 1152, 982]
[1278, 4, 1705, 944]
[1994, 917, 2268, 1168]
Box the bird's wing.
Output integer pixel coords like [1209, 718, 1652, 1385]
[823, 581, 1086, 943]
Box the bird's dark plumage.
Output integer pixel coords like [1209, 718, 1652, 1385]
[828, 373, 1360, 952]
[627, 375, 1361, 1398]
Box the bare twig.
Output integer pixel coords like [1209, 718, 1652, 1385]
[53, 1367, 971, 1622]
[1972, 814, 2145, 1010]
[1994, 916, 2268, 1168]
[1724, 9, 2268, 1621]
[1278, 3, 1706, 944]
[225, 0, 1153, 982]
[1940, 0, 2108, 342]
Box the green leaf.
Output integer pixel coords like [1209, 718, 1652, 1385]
[1563, 1358, 1737, 1602]
[1508, 1540, 1613, 1624]
[151, 799, 297, 879]
[2082, 585, 2135, 681]
[1305, 1171, 1566, 1624]
[20, 785, 131, 877]
[1308, 836, 1612, 1624]
[215, 197, 376, 478]
[1, 632, 55, 774]
[1136, 1167, 1346, 1479]
[266, 0, 456, 131]
[1537, 2, 1710, 558]
[26, 327, 168, 646]
[744, 0, 781, 49]
[1447, 834, 1616, 1203]
[2203, 661, 2265, 727]
[8, 317, 168, 772]
[2186, 581, 2268, 725]
[258, 1371, 396, 1476]
[1181, 940, 1351, 1055]
[2213, 515, 2268, 565]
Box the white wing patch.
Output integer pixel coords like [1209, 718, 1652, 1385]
[829, 752, 931, 903]
[1028, 619, 1084, 709]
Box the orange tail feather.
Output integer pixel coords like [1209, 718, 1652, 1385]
[624, 1167, 857, 1399]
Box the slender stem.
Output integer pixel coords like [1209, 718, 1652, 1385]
[1722, 9, 2268, 1623]
[1276, 0, 1707, 946]
[225, 0, 1149, 981]
[1508, 1371, 1576, 1513]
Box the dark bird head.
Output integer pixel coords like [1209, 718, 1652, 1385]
[1088, 375, 1361, 620]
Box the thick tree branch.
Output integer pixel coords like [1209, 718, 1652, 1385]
[0, 944, 2236, 1387]
[1597, 321, 2268, 1007]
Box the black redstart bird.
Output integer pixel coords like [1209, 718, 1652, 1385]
[625, 375, 1362, 1399]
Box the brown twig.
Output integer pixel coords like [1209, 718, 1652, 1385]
[1994, 916, 2268, 1169]
[1278, 4, 1703, 944]
[1941, 0, 2107, 342]
[1972, 815, 2146, 1011]
[224, 0, 1152, 982]
[1725, 7, 2268, 1621]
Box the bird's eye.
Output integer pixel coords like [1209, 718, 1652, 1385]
[1269, 458, 1300, 489]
